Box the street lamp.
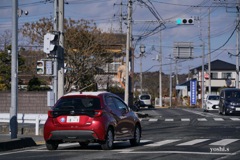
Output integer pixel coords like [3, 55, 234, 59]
[139, 44, 145, 95]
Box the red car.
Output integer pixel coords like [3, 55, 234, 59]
[44, 91, 141, 150]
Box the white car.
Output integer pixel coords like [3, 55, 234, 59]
[203, 95, 220, 111]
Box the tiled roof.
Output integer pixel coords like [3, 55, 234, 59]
[191, 59, 237, 71]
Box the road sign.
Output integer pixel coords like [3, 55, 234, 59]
[46, 61, 53, 75]
[190, 79, 197, 105]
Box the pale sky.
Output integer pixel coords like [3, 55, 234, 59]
[0, 0, 238, 74]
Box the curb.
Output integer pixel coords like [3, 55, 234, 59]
[0, 137, 36, 152]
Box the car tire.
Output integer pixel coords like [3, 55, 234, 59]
[218, 108, 222, 115]
[46, 141, 59, 150]
[79, 142, 89, 148]
[130, 125, 141, 146]
[101, 128, 114, 150]
[223, 107, 229, 116]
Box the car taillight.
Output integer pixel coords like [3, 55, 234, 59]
[48, 111, 53, 118]
[94, 110, 103, 117]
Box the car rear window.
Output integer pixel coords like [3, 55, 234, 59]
[140, 95, 150, 100]
[54, 97, 101, 110]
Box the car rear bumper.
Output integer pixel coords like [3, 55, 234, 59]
[48, 130, 96, 142]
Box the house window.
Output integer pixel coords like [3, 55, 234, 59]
[211, 73, 218, 79]
[222, 73, 232, 79]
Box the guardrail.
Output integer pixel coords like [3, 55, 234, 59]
[0, 113, 47, 136]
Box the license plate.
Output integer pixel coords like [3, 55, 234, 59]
[236, 108, 240, 111]
[67, 116, 80, 123]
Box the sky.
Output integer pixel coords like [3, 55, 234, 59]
[0, 0, 239, 74]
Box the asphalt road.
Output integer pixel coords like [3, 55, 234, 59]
[0, 107, 240, 160]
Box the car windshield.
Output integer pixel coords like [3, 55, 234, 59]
[225, 90, 240, 99]
[208, 95, 220, 100]
[140, 95, 150, 100]
[54, 97, 101, 110]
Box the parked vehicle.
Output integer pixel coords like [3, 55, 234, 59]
[135, 94, 153, 109]
[44, 91, 141, 150]
[203, 94, 220, 111]
[219, 88, 240, 115]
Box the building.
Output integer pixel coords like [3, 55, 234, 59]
[189, 59, 239, 98]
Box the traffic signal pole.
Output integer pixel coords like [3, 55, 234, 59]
[53, 0, 58, 103]
[10, 0, 18, 139]
[58, 0, 64, 99]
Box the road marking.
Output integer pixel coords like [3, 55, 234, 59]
[140, 140, 152, 143]
[214, 118, 224, 121]
[177, 139, 210, 146]
[209, 139, 240, 146]
[181, 118, 190, 121]
[146, 139, 180, 147]
[149, 118, 158, 122]
[181, 108, 218, 117]
[165, 118, 174, 121]
[197, 118, 207, 121]
[230, 118, 240, 121]
[119, 150, 234, 155]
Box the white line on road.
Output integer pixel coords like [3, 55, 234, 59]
[214, 118, 224, 121]
[119, 150, 234, 155]
[165, 119, 174, 121]
[181, 118, 190, 121]
[230, 118, 240, 121]
[209, 139, 240, 146]
[197, 118, 207, 121]
[177, 139, 210, 146]
[146, 139, 181, 147]
[149, 119, 158, 122]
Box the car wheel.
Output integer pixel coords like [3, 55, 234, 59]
[46, 141, 58, 150]
[218, 108, 222, 115]
[130, 125, 141, 146]
[223, 107, 229, 116]
[79, 142, 89, 148]
[101, 128, 114, 150]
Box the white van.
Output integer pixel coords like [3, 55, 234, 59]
[138, 94, 153, 108]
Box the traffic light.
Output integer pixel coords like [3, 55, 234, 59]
[36, 60, 44, 74]
[176, 18, 194, 25]
[43, 32, 58, 54]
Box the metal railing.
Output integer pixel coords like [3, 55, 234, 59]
[0, 113, 47, 135]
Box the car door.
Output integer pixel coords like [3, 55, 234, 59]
[112, 97, 134, 138]
[105, 96, 125, 138]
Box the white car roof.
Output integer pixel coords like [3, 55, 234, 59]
[64, 91, 108, 96]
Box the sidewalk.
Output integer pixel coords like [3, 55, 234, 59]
[0, 123, 45, 152]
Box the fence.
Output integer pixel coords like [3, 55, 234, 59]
[0, 113, 47, 135]
[0, 91, 49, 114]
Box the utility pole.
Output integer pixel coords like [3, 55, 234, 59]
[201, 43, 205, 108]
[124, 0, 132, 105]
[10, 0, 18, 139]
[236, 0, 240, 88]
[208, 8, 211, 93]
[120, 0, 123, 34]
[53, 0, 58, 103]
[169, 55, 172, 108]
[159, 31, 162, 107]
[58, 0, 64, 99]
[140, 52, 143, 95]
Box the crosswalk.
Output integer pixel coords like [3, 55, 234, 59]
[143, 138, 240, 147]
[140, 117, 240, 122]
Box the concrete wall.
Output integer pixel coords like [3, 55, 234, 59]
[0, 91, 49, 114]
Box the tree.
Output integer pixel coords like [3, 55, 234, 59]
[0, 50, 27, 91]
[27, 76, 50, 91]
[21, 18, 121, 92]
